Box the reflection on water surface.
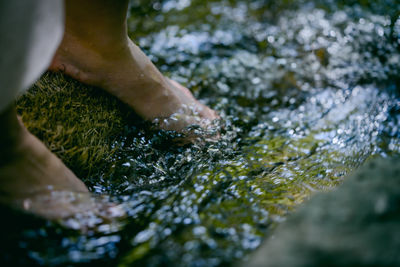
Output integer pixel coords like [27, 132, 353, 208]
[3, 0, 400, 266]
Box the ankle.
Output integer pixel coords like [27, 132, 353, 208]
[63, 27, 129, 54]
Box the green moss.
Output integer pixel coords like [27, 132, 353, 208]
[7, 1, 400, 265]
[15, 72, 135, 181]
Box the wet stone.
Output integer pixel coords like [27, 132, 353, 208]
[5, 0, 400, 266]
[243, 157, 400, 267]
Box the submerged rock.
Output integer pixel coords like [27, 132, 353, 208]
[243, 157, 400, 267]
[8, 0, 400, 265]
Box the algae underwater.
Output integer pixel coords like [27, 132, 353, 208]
[2, 0, 400, 266]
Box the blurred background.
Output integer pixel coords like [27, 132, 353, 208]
[2, 0, 400, 266]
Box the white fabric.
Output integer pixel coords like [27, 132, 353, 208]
[0, 0, 64, 112]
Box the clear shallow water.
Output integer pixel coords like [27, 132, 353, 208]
[2, 0, 400, 266]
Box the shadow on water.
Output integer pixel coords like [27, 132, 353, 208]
[2, 0, 400, 266]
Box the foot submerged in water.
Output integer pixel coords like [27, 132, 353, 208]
[0, 108, 124, 226]
[50, 33, 219, 134]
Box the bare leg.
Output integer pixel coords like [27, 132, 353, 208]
[50, 0, 218, 132]
[0, 105, 89, 219]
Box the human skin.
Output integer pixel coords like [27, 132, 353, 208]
[0, 106, 89, 219]
[0, 0, 217, 220]
[50, 0, 218, 131]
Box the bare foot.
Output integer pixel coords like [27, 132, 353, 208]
[0, 107, 89, 220]
[49, 32, 218, 133]
[0, 108, 125, 229]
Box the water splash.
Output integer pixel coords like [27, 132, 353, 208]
[4, 0, 400, 266]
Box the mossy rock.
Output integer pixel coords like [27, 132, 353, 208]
[15, 72, 136, 182]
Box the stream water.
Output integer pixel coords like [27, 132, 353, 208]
[2, 0, 400, 266]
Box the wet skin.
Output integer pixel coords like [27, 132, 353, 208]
[50, 0, 218, 132]
[0, 106, 89, 219]
[0, 0, 217, 221]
